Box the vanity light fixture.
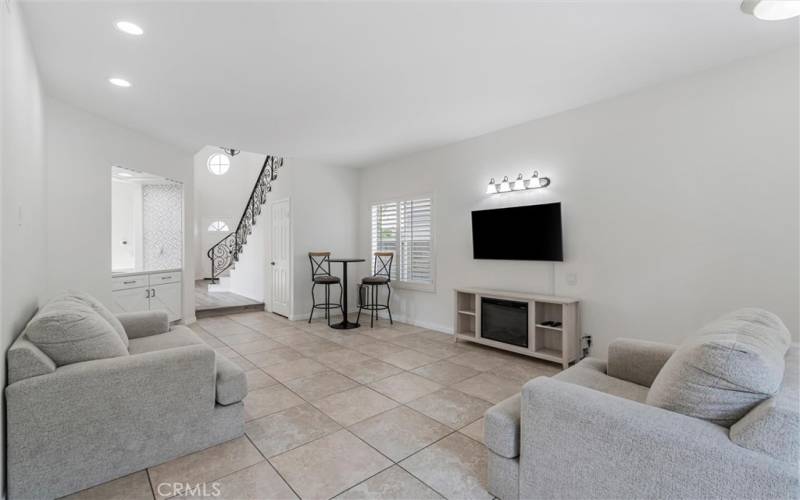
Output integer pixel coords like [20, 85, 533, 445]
[486, 178, 498, 195]
[498, 176, 512, 193]
[512, 173, 526, 191]
[741, 0, 800, 20]
[485, 171, 551, 195]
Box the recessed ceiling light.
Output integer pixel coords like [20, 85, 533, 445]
[109, 77, 132, 88]
[115, 21, 143, 36]
[117, 172, 133, 177]
[741, 0, 800, 20]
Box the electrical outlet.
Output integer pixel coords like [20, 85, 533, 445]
[566, 272, 578, 286]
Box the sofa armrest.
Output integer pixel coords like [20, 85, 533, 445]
[5, 344, 217, 486]
[519, 377, 799, 500]
[116, 310, 170, 339]
[606, 338, 676, 387]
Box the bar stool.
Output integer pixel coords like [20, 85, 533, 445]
[308, 252, 342, 325]
[357, 252, 394, 328]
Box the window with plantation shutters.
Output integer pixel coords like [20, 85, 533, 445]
[371, 197, 434, 288]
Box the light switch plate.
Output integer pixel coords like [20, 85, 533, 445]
[565, 272, 578, 286]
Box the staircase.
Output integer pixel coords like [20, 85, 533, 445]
[207, 155, 284, 282]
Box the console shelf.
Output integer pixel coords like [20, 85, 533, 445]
[454, 287, 579, 369]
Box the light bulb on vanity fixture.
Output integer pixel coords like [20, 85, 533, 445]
[486, 178, 498, 194]
[512, 173, 526, 191]
[498, 176, 512, 193]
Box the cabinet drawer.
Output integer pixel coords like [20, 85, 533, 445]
[112, 275, 149, 291]
[150, 271, 182, 285]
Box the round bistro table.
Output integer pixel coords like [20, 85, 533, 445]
[328, 257, 366, 329]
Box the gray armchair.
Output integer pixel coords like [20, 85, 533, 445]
[486, 337, 799, 499]
[6, 310, 247, 499]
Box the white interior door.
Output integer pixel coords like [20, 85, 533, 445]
[149, 282, 182, 322]
[270, 200, 291, 317]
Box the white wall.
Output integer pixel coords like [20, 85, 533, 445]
[45, 98, 196, 322]
[0, 1, 47, 494]
[358, 47, 800, 357]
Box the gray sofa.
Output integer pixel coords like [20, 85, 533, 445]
[486, 309, 799, 499]
[6, 303, 247, 499]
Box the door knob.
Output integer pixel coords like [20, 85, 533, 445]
[271, 262, 275, 265]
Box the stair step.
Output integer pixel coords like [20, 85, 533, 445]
[196, 303, 265, 318]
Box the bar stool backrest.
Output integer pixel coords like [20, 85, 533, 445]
[373, 252, 394, 282]
[309, 252, 332, 279]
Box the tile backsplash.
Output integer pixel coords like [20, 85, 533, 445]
[143, 184, 183, 270]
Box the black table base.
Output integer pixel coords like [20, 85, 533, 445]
[328, 257, 366, 329]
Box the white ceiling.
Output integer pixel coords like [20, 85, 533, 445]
[21, 1, 797, 166]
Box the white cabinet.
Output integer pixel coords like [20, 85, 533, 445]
[111, 270, 182, 322]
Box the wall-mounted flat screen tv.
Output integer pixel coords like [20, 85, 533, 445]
[471, 202, 563, 261]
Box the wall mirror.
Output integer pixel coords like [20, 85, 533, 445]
[111, 166, 184, 273]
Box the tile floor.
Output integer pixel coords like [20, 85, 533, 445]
[65, 312, 561, 500]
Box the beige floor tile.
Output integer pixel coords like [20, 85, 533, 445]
[348, 406, 452, 462]
[413, 329, 456, 344]
[197, 319, 254, 337]
[386, 322, 425, 334]
[331, 358, 404, 384]
[407, 388, 492, 429]
[321, 332, 377, 349]
[148, 437, 263, 500]
[400, 433, 491, 500]
[231, 338, 283, 356]
[244, 369, 278, 390]
[247, 324, 301, 338]
[452, 373, 521, 404]
[313, 386, 399, 426]
[273, 331, 326, 347]
[377, 349, 438, 370]
[315, 348, 372, 368]
[270, 430, 392, 499]
[62, 471, 153, 500]
[178, 462, 297, 500]
[220, 331, 267, 347]
[226, 355, 256, 371]
[246, 403, 341, 458]
[351, 340, 407, 358]
[284, 370, 359, 401]
[335, 465, 442, 500]
[244, 385, 305, 421]
[389, 333, 440, 352]
[291, 339, 341, 357]
[262, 357, 328, 382]
[412, 360, 482, 385]
[368, 372, 442, 403]
[243, 347, 303, 368]
[459, 418, 485, 444]
[489, 359, 560, 383]
[361, 327, 412, 341]
[447, 350, 509, 371]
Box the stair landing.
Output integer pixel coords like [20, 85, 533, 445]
[195, 279, 264, 318]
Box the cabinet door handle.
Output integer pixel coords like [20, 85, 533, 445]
[123, 280, 136, 285]
[146, 288, 151, 298]
[161, 276, 170, 280]
[151, 288, 156, 298]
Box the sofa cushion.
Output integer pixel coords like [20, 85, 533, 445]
[128, 325, 247, 405]
[215, 354, 247, 405]
[729, 345, 799, 463]
[554, 357, 649, 403]
[51, 290, 129, 348]
[646, 308, 790, 427]
[127, 325, 203, 354]
[24, 300, 128, 367]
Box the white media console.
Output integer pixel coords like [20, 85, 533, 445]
[454, 287, 579, 368]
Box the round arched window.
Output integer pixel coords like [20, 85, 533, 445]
[207, 154, 230, 175]
[207, 220, 230, 232]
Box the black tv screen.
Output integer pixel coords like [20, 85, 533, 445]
[471, 203, 563, 261]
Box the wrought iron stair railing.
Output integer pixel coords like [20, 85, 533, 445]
[207, 155, 284, 280]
